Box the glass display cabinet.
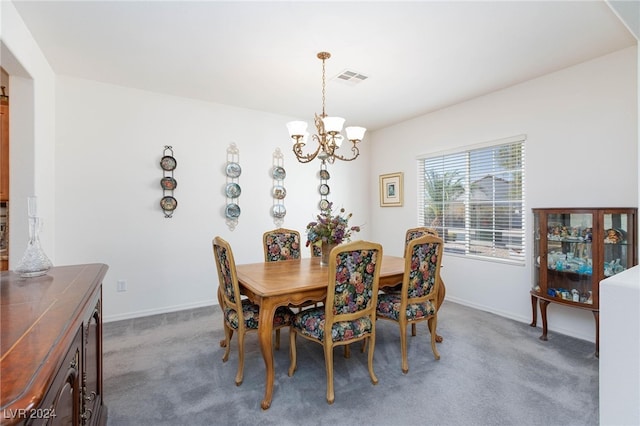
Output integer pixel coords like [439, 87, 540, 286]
[531, 208, 637, 357]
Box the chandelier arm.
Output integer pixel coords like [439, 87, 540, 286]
[323, 134, 336, 158]
[292, 134, 324, 163]
[330, 152, 358, 162]
[329, 141, 360, 162]
[349, 143, 361, 160]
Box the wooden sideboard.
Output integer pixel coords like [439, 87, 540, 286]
[1, 264, 108, 425]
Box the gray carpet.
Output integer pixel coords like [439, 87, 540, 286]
[102, 301, 598, 426]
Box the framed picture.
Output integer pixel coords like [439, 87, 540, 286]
[379, 172, 403, 207]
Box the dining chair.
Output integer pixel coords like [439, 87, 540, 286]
[288, 240, 383, 404]
[212, 236, 294, 386]
[376, 234, 444, 374]
[384, 227, 438, 294]
[263, 228, 302, 262]
[310, 242, 322, 258]
[405, 226, 440, 245]
[264, 228, 320, 312]
[385, 227, 447, 339]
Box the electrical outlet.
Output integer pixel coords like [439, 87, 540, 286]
[117, 279, 127, 292]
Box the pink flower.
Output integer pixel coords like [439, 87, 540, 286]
[336, 268, 348, 284]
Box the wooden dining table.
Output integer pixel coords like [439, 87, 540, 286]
[233, 255, 406, 409]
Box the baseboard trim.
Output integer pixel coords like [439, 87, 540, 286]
[444, 296, 595, 343]
[104, 299, 219, 323]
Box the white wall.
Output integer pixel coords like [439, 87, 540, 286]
[1, 0, 56, 264]
[369, 47, 638, 342]
[54, 77, 372, 321]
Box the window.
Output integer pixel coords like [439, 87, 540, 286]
[417, 135, 526, 264]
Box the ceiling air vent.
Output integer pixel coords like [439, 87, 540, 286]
[333, 69, 368, 86]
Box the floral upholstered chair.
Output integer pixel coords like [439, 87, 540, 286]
[386, 227, 446, 340]
[264, 228, 319, 311]
[288, 240, 383, 404]
[376, 234, 444, 374]
[405, 226, 439, 246]
[263, 228, 302, 262]
[382, 228, 436, 295]
[310, 243, 322, 258]
[212, 236, 293, 386]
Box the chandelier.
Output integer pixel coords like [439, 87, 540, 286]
[286, 52, 366, 163]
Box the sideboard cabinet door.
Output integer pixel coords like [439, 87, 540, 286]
[81, 296, 104, 425]
[28, 329, 82, 426]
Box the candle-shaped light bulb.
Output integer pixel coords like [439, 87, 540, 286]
[28, 196, 38, 218]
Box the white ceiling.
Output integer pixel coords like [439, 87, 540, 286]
[9, 0, 637, 131]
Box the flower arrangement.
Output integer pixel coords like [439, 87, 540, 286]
[306, 202, 361, 247]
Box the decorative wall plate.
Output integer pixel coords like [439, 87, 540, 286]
[319, 184, 330, 196]
[319, 169, 330, 180]
[319, 199, 330, 211]
[225, 183, 242, 198]
[271, 204, 286, 218]
[160, 155, 177, 171]
[272, 185, 287, 200]
[225, 203, 241, 219]
[272, 166, 286, 180]
[160, 196, 178, 211]
[226, 162, 242, 178]
[160, 176, 177, 190]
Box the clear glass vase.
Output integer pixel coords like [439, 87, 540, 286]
[15, 216, 53, 278]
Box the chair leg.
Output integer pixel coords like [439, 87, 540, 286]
[324, 344, 335, 404]
[367, 334, 379, 385]
[399, 321, 409, 374]
[235, 331, 245, 386]
[411, 323, 417, 336]
[343, 344, 351, 358]
[288, 329, 297, 377]
[428, 316, 441, 360]
[275, 329, 281, 350]
[220, 325, 234, 348]
[222, 324, 232, 362]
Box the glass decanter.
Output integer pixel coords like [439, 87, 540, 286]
[15, 197, 53, 277]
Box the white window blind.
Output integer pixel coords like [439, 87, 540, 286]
[417, 135, 526, 264]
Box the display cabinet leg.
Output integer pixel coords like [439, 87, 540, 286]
[539, 299, 550, 341]
[529, 294, 538, 327]
[593, 311, 599, 358]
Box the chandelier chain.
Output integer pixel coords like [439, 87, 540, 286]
[321, 56, 326, 118]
